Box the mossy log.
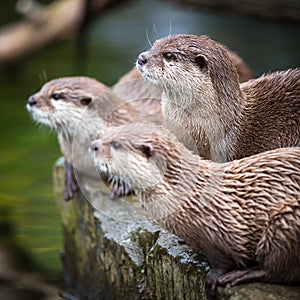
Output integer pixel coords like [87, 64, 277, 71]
[53, 158, 300, 299]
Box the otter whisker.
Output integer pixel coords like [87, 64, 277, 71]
[39, 69, 48, 83]
[152, 23, 158, 39]
[168, 19, 172, 36]
[145, 28, 152, 47]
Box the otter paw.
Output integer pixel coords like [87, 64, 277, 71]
[64, 179, 79, 201]
[109, 182, 133, 199]
[205, 271, 219, 300]
[218, 267, 265, 287]
[64, 163, 79, 201]
[205, 283, 218, 300]
[64, 188, 74, 201]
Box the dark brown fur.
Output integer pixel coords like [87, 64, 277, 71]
[91, 123, 300, 298]
[137, 34, 300, 162]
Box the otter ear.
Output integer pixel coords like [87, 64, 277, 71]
[138, 145, 154, 159]
[80, 97, 92, 106]
[195, 54, 208, 69]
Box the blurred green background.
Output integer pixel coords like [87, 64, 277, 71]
[0, 0, 299, 277]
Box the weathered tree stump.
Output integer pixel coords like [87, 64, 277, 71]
[53, 158, 300, 299]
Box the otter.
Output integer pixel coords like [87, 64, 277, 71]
[26, 76, 161, 200]
[136, 34, 300, 162]
[90, 123, 300, 299]
[114, 56, 251, 103]
[114, 41, 252, 100]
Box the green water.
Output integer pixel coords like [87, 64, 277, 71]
[0, 0, 299, 276]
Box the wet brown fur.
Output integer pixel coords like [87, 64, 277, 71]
[137, 34, 300, 162]
[92, 123, 300, 297]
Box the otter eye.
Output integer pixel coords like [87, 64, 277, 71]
[52, 93, 62, 100]
[112, 141, 122, 150]
[163, 52, 176, 61]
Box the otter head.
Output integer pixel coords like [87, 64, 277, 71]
[136, 34, 241, 107]
[26, 76, 108, 139]
[90, 123, 187, 192]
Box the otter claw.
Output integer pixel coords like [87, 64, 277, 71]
[205, 281, 218, 300]
[109, 182, 133, 199]
[217, 267, 266, 287]
[64, 188, 74, 201]
[109, 186, 118, 199]
[124, 184, 131, 196]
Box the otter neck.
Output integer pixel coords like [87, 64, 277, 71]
[161, 81, 245, 162]
[137, 146, 213, 221]
[58, 110, 107, 144]
[136, 150, 235, 259]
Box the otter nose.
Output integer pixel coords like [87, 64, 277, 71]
[28, 95, 37, 106]
[90, 141, 99, 152]
[137, 54, 148, 66]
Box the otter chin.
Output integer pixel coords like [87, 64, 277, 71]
[91, 123, 300, 299]
[136, 34, 300, 162]
[26, 75, 161, 200]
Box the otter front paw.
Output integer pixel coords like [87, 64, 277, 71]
[205, 267, 232, 299]
[64, 163, 79, 201]
[218, 266, 266, 287]
[205, 269, 221, 300]
[109, 181, 133, 199]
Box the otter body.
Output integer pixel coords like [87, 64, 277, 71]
[137, 34, 300, 162]
[91, 123, 300, 298]
[26, 76, 160, 200]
